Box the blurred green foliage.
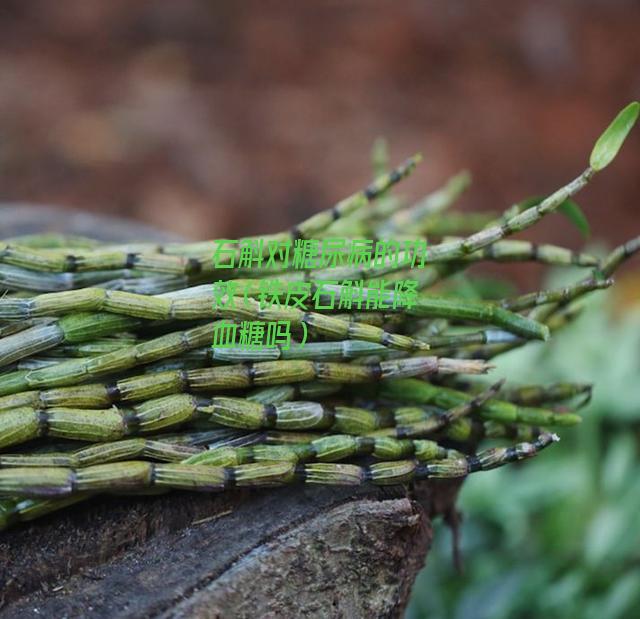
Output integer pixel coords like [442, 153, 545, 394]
[407, 265, 640, 619]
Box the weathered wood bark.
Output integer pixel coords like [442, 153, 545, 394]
[0, 206, 463, 618]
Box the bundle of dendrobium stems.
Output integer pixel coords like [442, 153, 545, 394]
[0, 103, 638, 531]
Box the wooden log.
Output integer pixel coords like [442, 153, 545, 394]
[0, 206, 462, 618]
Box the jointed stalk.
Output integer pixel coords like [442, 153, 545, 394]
[502, 277, 613, 312]
[0, 285, 431, 354]
[0, 360, 492, 450]
[380, 379, 582, 426]
[0, 103, 636, 532]
[451, 380, 592, 407]
[0, 438, 201, 467]
[0, 156, 421, 276]
[0, 355, 490, 406]
[254, 240, 598, 286]
[531, 236, 640, 323]
[424, 168, 594, 262]
[0, 433, 558, 499]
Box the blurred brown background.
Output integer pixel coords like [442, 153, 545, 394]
[0, 0, 638, 284]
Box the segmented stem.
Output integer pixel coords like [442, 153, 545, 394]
[425, 168, 594, 262]
[0, 156, 421, 276]
[380, 379, 582, 426]
[0, 356, 490, 406]
[0, 433, 558, 499]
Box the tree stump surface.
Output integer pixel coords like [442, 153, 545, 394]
[0, 206, 462, 619]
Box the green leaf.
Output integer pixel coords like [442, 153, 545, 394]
[590, 102, 639, 171]
[558, 199, 590, 238]
[517, 196, 590, 238]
